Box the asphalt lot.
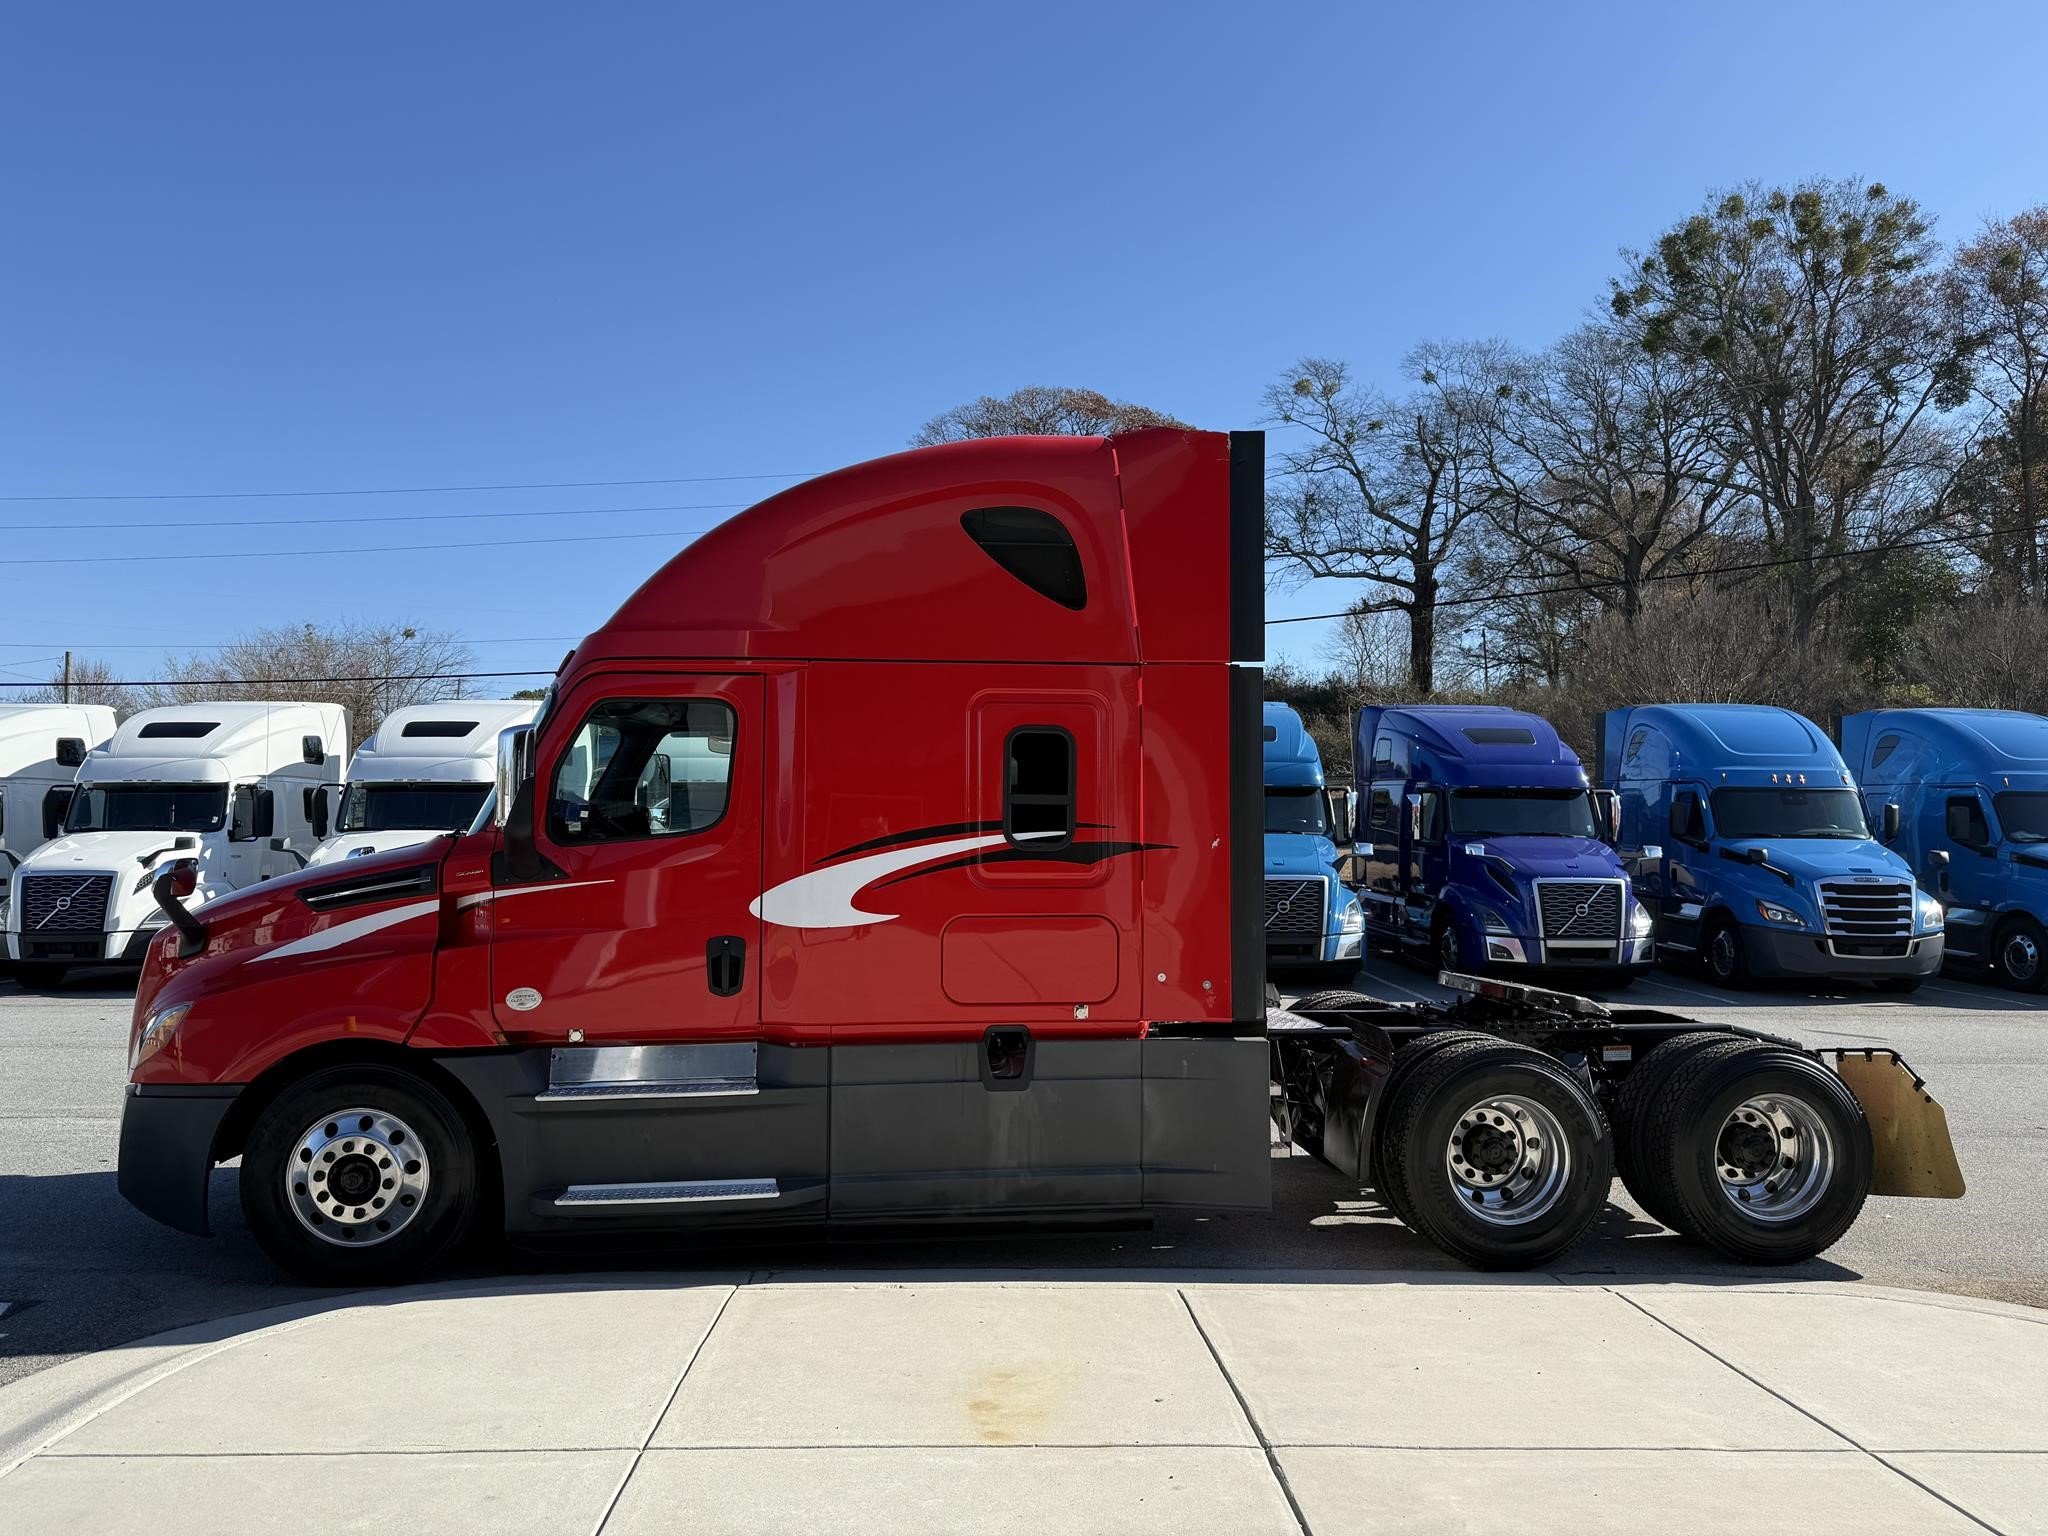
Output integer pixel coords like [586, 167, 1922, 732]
[2, 957, 2043, 1391]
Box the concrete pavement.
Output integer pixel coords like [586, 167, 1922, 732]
[1, 1271, 2041, 1534]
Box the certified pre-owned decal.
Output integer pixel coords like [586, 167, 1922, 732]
[749, 822, 1170, 930]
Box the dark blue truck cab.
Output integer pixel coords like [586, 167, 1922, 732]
[1601, 703, 1943, 990]
[1352, 705, 1654, 986]
[1839, 707, 2048, 991]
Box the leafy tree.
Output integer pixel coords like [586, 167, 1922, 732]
[912, 386, 1188, 445]
[1613, 180, 1974, 641]
[1952, 208, 2048, 596]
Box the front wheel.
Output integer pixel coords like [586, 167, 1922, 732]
[1992, 915, 2047, 993]
[1634, 1042, 1872, 1264]
[1701, 915, 1750, 989]
[1379, 1038, 1612, 1269]
[241, 1064, 480, 1284]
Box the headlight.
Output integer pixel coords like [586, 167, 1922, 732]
[1917, 893, 1945, 930]
[132, 1001, 191, 1070]
[1629, 901, 1655, 938]
[1472, 904, 1511, 935]
[1755, 900, 1806, 928]
[1338, 903, 1364, 934]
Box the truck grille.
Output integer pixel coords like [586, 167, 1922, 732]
[18, 873, 112, 935]
[1535, 880, 1623, 942]
[1263, 878, 1328, 940]
[1819, 878, 1914, 939]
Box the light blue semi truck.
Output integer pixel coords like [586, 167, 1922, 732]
[1839, 707, 2048, 992]
[1600, 703, 1944, 990]
[1262, 703, 1365, 979]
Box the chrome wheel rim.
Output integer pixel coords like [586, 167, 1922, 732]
[1440, 928, 1460, 970]
[2003, 931, 2040, 984]
[286, 1106, 431, 1247]
[1714, 1094, 1833, 1223]
[1708, 927, 1737, 979]
[1444, 1093, 1571, 1227]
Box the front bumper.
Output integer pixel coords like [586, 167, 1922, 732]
[1739, 922, 1944, 979]
[9, 925, 164, 965]
[1480, 933, 1656, 970]
[118, 1083, 238, 1236]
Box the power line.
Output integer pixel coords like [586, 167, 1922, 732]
[0, 500, 750, 533]
[2, 526, 707, 568]
[0, 669, 559, 690]
[1264, 517, 2041, 626]
[0, 470, 821, 504]
[0, 636, 583, 652]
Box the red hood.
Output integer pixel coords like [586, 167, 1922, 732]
[131, 838, 458, 1086]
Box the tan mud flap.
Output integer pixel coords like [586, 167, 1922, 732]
[1830, 1049, 1965, 1199]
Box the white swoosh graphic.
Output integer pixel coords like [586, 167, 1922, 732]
[457, 879, 614, 910]
[253, 899, 441, 963]
[750, 832, 1057, 929]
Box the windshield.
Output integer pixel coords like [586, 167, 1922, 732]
[1447, 789, 1598, 839]
[338, 781, 492, 834]
[1710, 787, 1868, 840]
[1995, 792, 2048, 843]
[65, 782, 228, 834]
[1263, 786, 1328, 837]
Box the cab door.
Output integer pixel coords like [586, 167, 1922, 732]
[488, 672, 763, 1044]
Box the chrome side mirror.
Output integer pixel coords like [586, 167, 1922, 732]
[494, 725, 534, 828]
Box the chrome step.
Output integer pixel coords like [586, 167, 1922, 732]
[554, 1178, 780, 1208]
[535, 1080, 757, 1103]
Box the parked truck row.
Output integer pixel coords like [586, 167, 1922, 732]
[102, 429, 1964, 1287]
[2, 700, 533, 984]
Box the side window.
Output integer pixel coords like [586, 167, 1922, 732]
[1946, 796, 1991, 849]
[961, 507, 1087, 610]
[1871, 734, 1900, 770]
[1625, 728, 1647, 766]
[549, 698, 734, 843]
[1416, 790, 1444, 844]
[1368, 786, 1396, 835]
[1004, 727, 1075, 848]
[1671, 790, 1706, 845]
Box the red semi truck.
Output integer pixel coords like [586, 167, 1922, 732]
[116, 429, 1961, 1283]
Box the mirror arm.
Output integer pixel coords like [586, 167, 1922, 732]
[151, 861, 208, 960]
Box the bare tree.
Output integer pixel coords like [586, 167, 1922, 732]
[1900, 593, 2048, 711]
[1263, 355, 1487, 694]
[1321, 606, 1409, 693]
[20, 657, 143, 717]
[150, 621, 476, 738]
[1613, 180, 1974, 641]
[1471, 321, 1747, 621]
[1952, 208, 2048, 597]
[912, 386, 1188, 445]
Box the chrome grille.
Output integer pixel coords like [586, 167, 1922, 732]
[19, 874, 112, 934]
[1535, 880, 1623, 942]
[1819, 878, 1914, 938]
[1263, 878, 1327, 939]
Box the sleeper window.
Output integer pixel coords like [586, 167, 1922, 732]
[549, 698, 735, 843]
[1004, 727, 1075, 847]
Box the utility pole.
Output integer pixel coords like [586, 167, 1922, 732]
[62, 651, 72, 703]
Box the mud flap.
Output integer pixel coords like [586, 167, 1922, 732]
[1830, 1049, 1965, 1199]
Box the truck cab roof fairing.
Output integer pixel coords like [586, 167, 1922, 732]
[572, 430, 1241, 672]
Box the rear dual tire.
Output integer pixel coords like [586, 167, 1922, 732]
[1376, 1038, 1612, 1268]
[1622, 1038, 1872, 1264]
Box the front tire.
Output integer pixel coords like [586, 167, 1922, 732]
[1379, 1038, 1612, 1269]
[1634, 1042, 1872, 1264]
[1701, 914, 1750, 989]
[1992, 915, 2047, 993]
[241, 1064, 480, 1284]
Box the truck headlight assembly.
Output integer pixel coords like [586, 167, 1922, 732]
[1916, 893, 1945, 931]
[1755, 900, 1807, 928]
[1338, 903, 1363, 934]
[1629, 901, 1655, 938]
[1472, 904, 1512, 935]
[132, 1002, 191, 1070]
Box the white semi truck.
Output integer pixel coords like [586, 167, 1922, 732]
[0, 704, 119, 908]
[307, 700, 537, 867]
[5, 702, 346, 984]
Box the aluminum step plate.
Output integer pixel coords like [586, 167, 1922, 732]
[534, 1080, 758, 1103]
[554, 1178, 780, 1207]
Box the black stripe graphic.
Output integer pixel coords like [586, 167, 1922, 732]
[873, 840, 1173, 888]
[823, 819, 1110, 864]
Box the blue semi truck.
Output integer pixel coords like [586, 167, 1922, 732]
[1601, 703, 1944, 990]
[1350, 704, 1655, 986]
[1262, 703, 1366, 977]
[1838, 707, 2048, 992]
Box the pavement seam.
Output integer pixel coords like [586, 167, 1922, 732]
[1176, 1289, 1314, 1536]
[590, 1283, 737, 1536]
[1612, 1290, 2008, 1535]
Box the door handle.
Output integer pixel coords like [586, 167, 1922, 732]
[706, 935, 745, 997]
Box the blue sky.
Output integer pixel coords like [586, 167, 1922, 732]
[3, 1, 2043, 688]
